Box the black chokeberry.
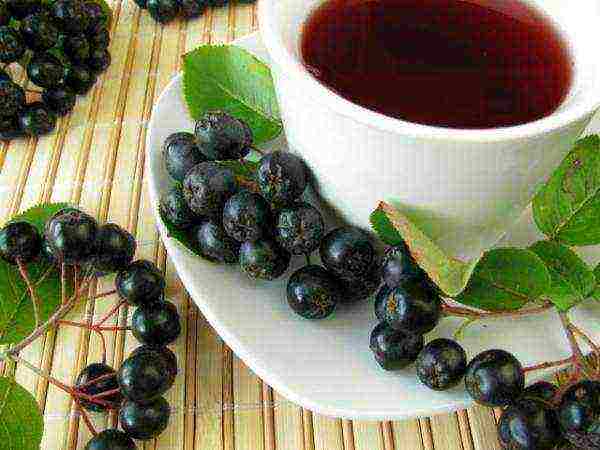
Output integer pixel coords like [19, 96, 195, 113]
[0, 114, 22, 141]
[85, 429, 136, 450]
[194, 111, 252, 161]
[18, 101, 57, 136]
[132, 300, 181, 347]
[75, 363, 122, 412]
[88, 47, 111, 73]
[44, 207, 98, 264]
[42, 88, 76, 116]
[223, 191, 271, 242]
[183, 162, 238, 217]
[119, 397, 170, 441]
[130, 345, 177, 381]
[381, 243, 424, 288]
[374, 284, 391, 322]
[21, 12, 59, 51]
[369, 321, 424, 370]
[521, 381, 558, 403]
[159, 184, 200, 229]
[146, 0, 179, 23]
[257, 151, 307, 206]
[240, 239, 290, 280]
[93, 223, 136, 273]
[117, 351, 174, 403]
[0, 26, 25, 63]
[178, 0, 206, 18]
[340, 265, 380, 304]
[52, 0, 89, 33]
[0, 221, 42, 264]
[191, 219, 240, 264]
[89, 25, 109, 49]
[116, 259, 165, 306]
[83, 1, 109, 33]
[319, 227, 375, 280]
[65, 64, 97, 94]
[6, 0, 40, 19]
[0, 80, 25, 118]
[498, 398, 561, 450]
[416, 338, 467, 391]
[163, 131, 206, 183]
[64, 33, 90, 63]
[275, 202, 324, 255]
[286, 265, 340, 319]
[559, 399, 595, 434]
[465, 349, 525, 407]
[27, 53, 67, 88]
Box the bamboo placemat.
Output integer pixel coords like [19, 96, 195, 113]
[0, 1, 516, 449]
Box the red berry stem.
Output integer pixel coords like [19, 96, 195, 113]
[442, 301, 553, 320]
[568, 323, 600, 378]
[16, 259, 41, 326]
[76, 371, 117, 390]
[89, 387, 121, 400]
[558, 311, 592, 378]
[75, 399, 98, 437]
[96, 298, 127, 327]
[92, 289, 117, 300]
[523, 356, 574, 373]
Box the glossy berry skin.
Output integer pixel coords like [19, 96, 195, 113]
[375, 279, 441, 334]
[52, 0, 89, 33]
[64, 33, 90, 63]
[44, 207, 98, 265]
[369, 321, 424, 370]
[223, 191, 271, 242]
[286, 265, 340, 319]
[6, 0, 40, 18]
[117, 351, 174, 403]
[42, 88, 76, 116]
[374, 285, 391, 322]
[132, 300, 181, 347]
[116, 259, 165, 306]
[147, 0, 179, 23]
[21, 12, 59, 51]
[381, 243, 424, 288]
[520, 381, 558, 403]
[192, 220, 240, 264]
[178, 0, 206, 18]
[131, 345, 177, 382]
[163, 131, 206, 183]
[93, 223, 136, 273]
[498, 398, 561, 450]
[465, 349, 525, 407]
[89, 25, 109, 49]
[119, 397, 170, 441]
[0, 221, 42, 264]
[75, 363, 122, 412]
[275, 202, 324, 255]
[339, 266, 380, 304]
[85, 429, 136, 450]
[66, 64, 97, 94]
[0, 26, 25, 63]
[0, 80, 25, 118]
[183, 162, 238, 217]
[240, 239, 290, 281]
[159, 185, 200, 229]
[257, 151, 307, 206]
[194, 112, 252, 161]
[559, 399, 595, 434]
[88, 47, 111, 73]
[83, 1, 108, 33]
[18, 102, 57, 136]
[27, 53, 67, 88]
[319, 227, 375, 280]
[416, 339, 467, 391]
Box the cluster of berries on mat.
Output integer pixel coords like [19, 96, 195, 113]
[373, 244, 600, 450]
[134, 0, 254, 25]
[0, 207, 181, 449]
[0, 0, 112, 141]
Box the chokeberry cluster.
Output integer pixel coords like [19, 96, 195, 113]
[0, 206, 181, 449]
[134, 0, 254, 25]
[0, 0, 112, 141]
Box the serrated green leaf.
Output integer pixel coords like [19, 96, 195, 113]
[0, 377, 43, 450]
[455, 248, 551, 311]
[533, 135, 600, 246]
[6, 202, 70, 231]
[183, 45, 283, 145]
[593, 263, 600, 300]
[529, 240, 595, 311]
[159, 208, 215, 264]
[369, 208, 404, 246]
[375, 202, 482, 296]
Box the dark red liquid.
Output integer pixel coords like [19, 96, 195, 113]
[301, 0, 573, 128]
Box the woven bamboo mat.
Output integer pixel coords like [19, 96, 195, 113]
[0, 1, 522, 449]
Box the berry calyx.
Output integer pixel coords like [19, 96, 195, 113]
[0, 221, 42, 264]
[498, 398, 561, 450]
[286, 265, 340, 319]
[416, 338, 467, 391]
[85, 429, 136, 450]
[319, 227, 376, 280]
[192, 219, 240, 264]
[117, 350, 174, 403]
[119, 397, 170, 440]
[115, 259, 165, 306]
[74, 363, 122, 412]
[194, 111, 252, 161]
[275, 202, 324, 255]
[183, 162, 238, 217]
[239, 239, 290, 280]
[223, 191, 271, 242]
[369, 321, 424, 370]
[163, 131, 206, 182]
[44, 207, 98, 265]
[131, 300, 182, 347]
[93, 223, 136, 273]
[257, 151, 307, 206]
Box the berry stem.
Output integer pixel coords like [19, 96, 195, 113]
[96, 298, 127, 326]
[92, 289, 116, 300]
[16, 259, 41, 326]
[558, 312, 590, 377]
[89, 387, 120, 400]
[61, 263, 67, 305]
[442, 301, 553, 320]
[305, 253, 311, 265]
[76, 371, 116, 390]
[97, 328, 107, 365]
[523, 356, 574, 373]
[250, 145, 265, 156]
[75, 400, 98, 437]
[568, 323, 600, 377]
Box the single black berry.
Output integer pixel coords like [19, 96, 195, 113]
[83, 1, 109, 33]
[239, 239, 290, 280]
[416, 338, 467, 391]
[119, 397, 170, 441]
[223, 191, 271, 242]
[146, 0, 179, 23]
[21, 12, 59, 51]
[191, 219, 240, 264]
[42, 88, 76, 116]
[117, 351, 174, 403]
[85, 429, 136, 450]
[66, 64, 97, 94]
[257, 151, 307, 206]
[498, 398, 561, 450]
[521, 381, 558, 403]
[319, 227, 375, 280]
[88, 47, 111, 73]
[0, 80, 25, 118]
[0, 26, 25, 63]
[163, 131, 206, 182]
[89, 25, 109, 49]
[52, 0, 89, 33]
[18, 101, 57, 136]
[116, 259, 165, 306]
[64, 33, 90, 63]
[275, 202, 324, 255]
[159, 184, 200, 229]
[183, 161, 238, 217]
[75, 363, 122, 412]
[381, 243, 424, 288]
[194, 111, 252, 161]
[130, 345, 177, 381]
[369, 321, 424, 370]
[0, 221, 42, 264]
[559, 399, 595, 434]
[464, 349, 525, 407]
[132, 300, 181, 347]
[374, 284, 391, 322]
[44, 207, 98, 264]
[178, 0, 206, 18]
[339, 265, 380, 304]
[27, 53, 67, 88]
[6, 0, 40, 19]
[93, 223, 136, 273]
[286, 265, 340, 319]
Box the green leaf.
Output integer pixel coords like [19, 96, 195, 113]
[0, 377, 43, 450]
[159, 208, 215, 264]
[6, 203, 70, 231]
[529, 240, 595, 311]
[455, 248, 551, 311]
[593, 263, 600, 300]
[374, 202, 482, 297]
[533, 135, 600, 246]
[183, 45, 283, 145]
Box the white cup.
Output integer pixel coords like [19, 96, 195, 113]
[258, 0, 600, 259]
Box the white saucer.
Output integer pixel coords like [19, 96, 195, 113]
[146, 32, 600, 420]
